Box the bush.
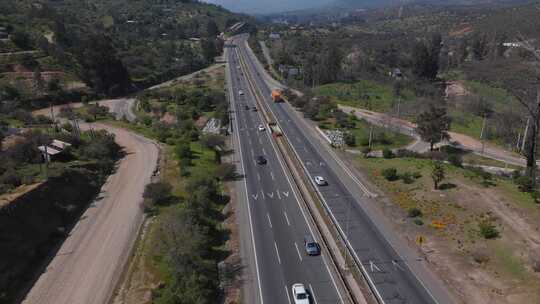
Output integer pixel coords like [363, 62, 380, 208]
[400, 172, 415, 184]
[361, 147, 372, 157]
[448, 154, 463, 167]
[215, 163, 236, 181]
[531, 191, 540, 204]
[412, 171, 422, 179]
[382, 148, 394, 159]
[407, 207, 423, 218]
[382, 167, 399, 181]
[515, 175, 535, 192]
[413, 218, 424, 226]
[479, 221, 499, 239]
[143, 182, 173, 205]
[344, 132, 356, 146]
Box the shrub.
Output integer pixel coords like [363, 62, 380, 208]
[515, 176, 535, 192]
[344, 132, 356, 146]
[401, 172, 415, 184]
[215, 163, 236, 181]
[448, 154, 463, 167]
[413, 218, 424, 226]
[472, 248, 490, 264]
[531, 191, 540, 204]
[382, 167, 399, 181]
[143, 182, 173, 205]
[361, 147, 372, 157]
[479, 221, 499, 239]
[407, 207, 423, 218]
[412, 171, 422, 179]
[382, 148, 394, 159]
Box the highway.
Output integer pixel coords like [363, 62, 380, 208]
[226, 40, 344, 303]
[232, 34, 456, 304]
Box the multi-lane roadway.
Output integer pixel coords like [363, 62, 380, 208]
[226, 39, 345, 304]
[230, 34, 456, 304]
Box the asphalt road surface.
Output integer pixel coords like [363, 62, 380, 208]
[22, 121, 158, 303]
[233, 34, 457, 304]
[226, 41, 344, 303]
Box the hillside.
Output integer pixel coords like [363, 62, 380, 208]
[0, 0, 248, 103]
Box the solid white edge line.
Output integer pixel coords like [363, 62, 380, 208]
[227, 44, 264, 304]
[237, 40, 344, 304]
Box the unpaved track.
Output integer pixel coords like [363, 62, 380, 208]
[22, 121, 159, 304]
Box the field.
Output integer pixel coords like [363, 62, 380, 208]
[314, 80, 415, 114]
[352, 154, 540, 303]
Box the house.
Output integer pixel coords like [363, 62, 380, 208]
[38, 139, 72, 162]
[390, 68, 403, 79]
[269, 33, 281, 40]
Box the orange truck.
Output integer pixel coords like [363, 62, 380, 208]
[271, 90, 282, 102]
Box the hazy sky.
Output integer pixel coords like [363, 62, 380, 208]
[203, 0, 334, 14]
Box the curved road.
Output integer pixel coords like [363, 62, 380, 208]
[24, 107, 158, 304]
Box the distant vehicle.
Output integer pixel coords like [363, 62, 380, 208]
[252, 107, 258, 112]
[244, 105, 249, 110]
[258, 124, 266, 132]
[238, 90, 244, 96]
[256, 155, 267, 165]
[268, 122, 283, 137]
[304, 235, 321, 256]
[237, 65, 241, 69]
[314, 176, 327, 186]
[291, 284, 310, 304]
[271, 90, 282, 102]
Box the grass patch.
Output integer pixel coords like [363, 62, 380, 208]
[491, 242, 527, 280]
[315, 80, 414, 113]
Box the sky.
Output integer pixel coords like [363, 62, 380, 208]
[203, 0, 335, 14]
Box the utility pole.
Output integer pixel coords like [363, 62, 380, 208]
[368, 125, 374, 148]
[480, 114, 487, 154]
[522, 118, 530, 153]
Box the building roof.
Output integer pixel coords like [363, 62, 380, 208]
[38, 145, 62, 156]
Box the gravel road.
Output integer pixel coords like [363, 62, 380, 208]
[23, 111, 158, 304]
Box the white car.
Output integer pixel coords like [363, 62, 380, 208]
[314, 176, 328, 186]
[291, 283, 310, 304]
[258, 124, 266, 132]
[238, 90, 244, 96]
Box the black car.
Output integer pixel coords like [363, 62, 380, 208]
[256, 155, 267, 165]
[252, 107, 258, 112]
[244, 105, 249, 110]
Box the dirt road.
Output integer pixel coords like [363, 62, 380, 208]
[339, 104, 527, 167]
[34, 98, 137, 122]
[22, 118, 158, 304]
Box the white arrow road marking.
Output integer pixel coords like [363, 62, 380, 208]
[270, 171, 275, 180]
[267, 192, 274, 199]
[277, 191, 282, 200]
[282, 191, 290, 197]
[252, 193, 258, 200]
[267, 213, 272, 228]
[262, 148, 267, 155]
[284, 211, 290, 226]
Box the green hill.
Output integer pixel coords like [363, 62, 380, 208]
[0, 0, 249, 101]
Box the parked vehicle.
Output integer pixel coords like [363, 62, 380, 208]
[258, 124, 266, 132]
[238, 90, 244, 96]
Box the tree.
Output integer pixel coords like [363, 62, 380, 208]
[431, 161, 445, 190]
[472, 34, 489, 61]
[77, 34, 130, 96]
[11, 30, 33, 50]
[416, 105, 451, 151]
[205, 20, 219, 37]
[201, 38, 218, 63]
[412, 33, 442, 80]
